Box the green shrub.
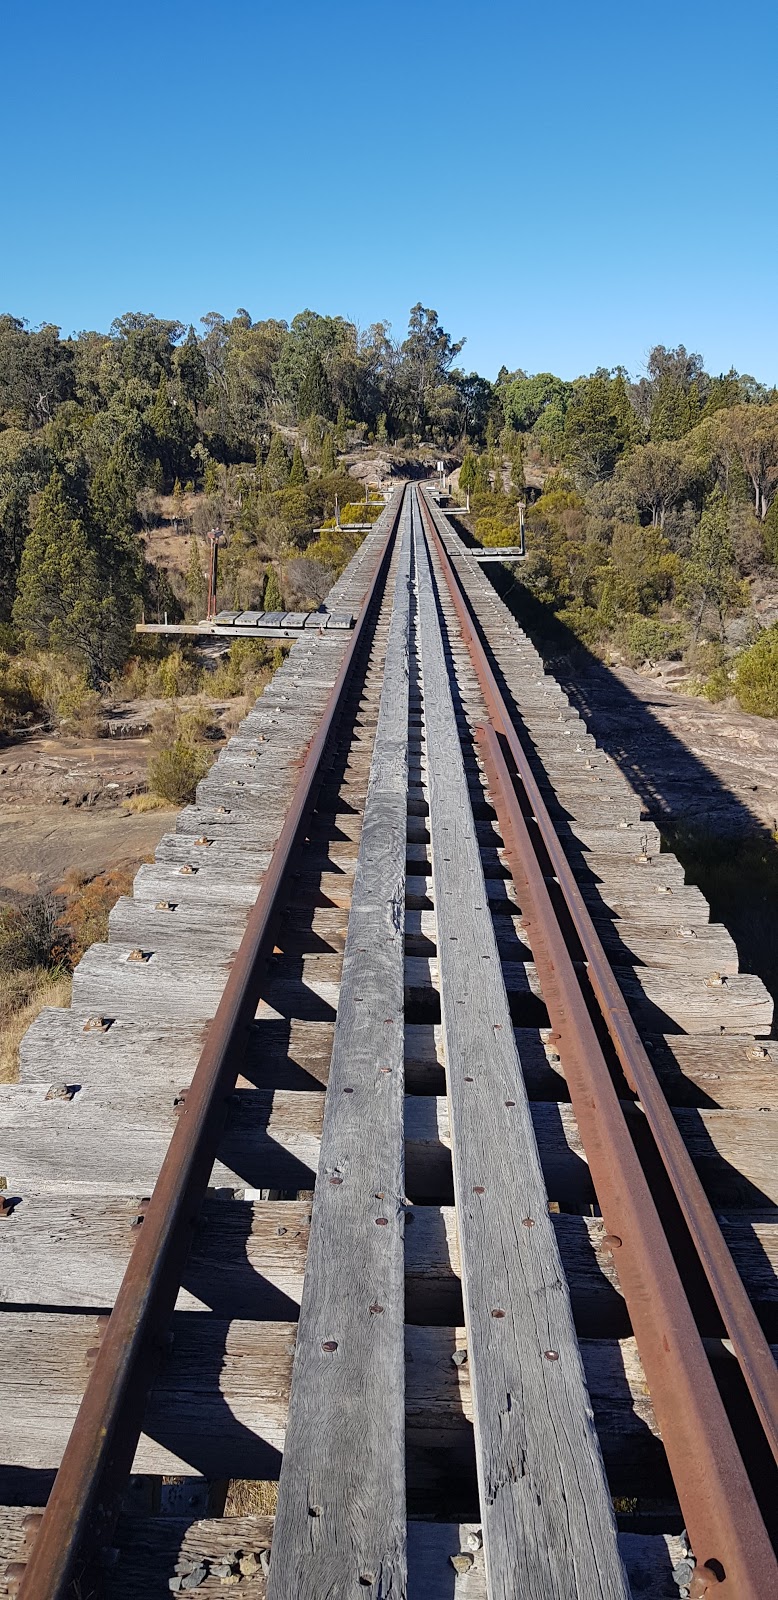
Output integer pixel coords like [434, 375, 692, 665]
[734, 625, 778, 717]
[474, 513, 520, 548]
[177, 705, 222, 743]
[209, 638, 273, 699]
[554, 602, 605, 650]
[0, 653, 41, 733]
[701, 666, 733, 703]
[617, 614, 687, 667]
[55, 677, 104, 736]
[148, 738, 211, 804]
[155, 647, 203, 698]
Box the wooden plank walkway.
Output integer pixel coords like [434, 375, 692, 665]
[1, 483, 776, 1598]
[413, 499, 630, 1595]
[267, 492, 412, 1597]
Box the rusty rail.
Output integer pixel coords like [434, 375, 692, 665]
[417, 484, 778, 1600]
[15, 493, 404, 1600]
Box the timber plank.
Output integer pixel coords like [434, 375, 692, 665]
[4, 1196, 774, 1335]
[0, 1315, 687, 1496]
[0, 1513, 692, 1599]
[415, 500, 629, 1599]
[267, 492, 412, 1598]
[4, 1087, 775, 1207]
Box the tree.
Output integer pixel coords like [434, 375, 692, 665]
[563, 374, 633, 482]
[683, 493, 744, 637]
[263, 432, 290, 491]
[455, 373, 494, 443]
[174, 326, 208, 412]
[0, 428, 49, 618]
[13, 471, 141, 683]
[172, 477, 185, 529]
[472, 454, 491, 495]
[397, 305, 465, 437]
[275, 311, 356, 421]
[619, 440, 692, 528]
[712, 405, 778, 520]
[459, 452, 477, 494]
[502, 372, 570, 432]
[289, 442, 308, 485]
[263, 565, 284, 611]
[320, 432, 336, 474]
[650, 374, 700, 440]
[735, 626, 778, 716]
[629, 345, 708, 436]
[298, 353, 333, 420]
[186, 535, 206, 615]
[0, 315, 75, 429]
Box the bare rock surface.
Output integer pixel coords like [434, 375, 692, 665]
[0, 734, 150, 808]
[0, 804, 174, 899]
[564, 662, 778, 834]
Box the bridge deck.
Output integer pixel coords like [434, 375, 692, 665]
[1, 487, 776, 1600]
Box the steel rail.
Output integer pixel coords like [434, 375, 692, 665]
[418, 484, 778, 1461]
[15, 491, 405, 1600]
[417, 485, 778, 1600]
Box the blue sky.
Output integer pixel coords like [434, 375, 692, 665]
[2, 0, 776, 382]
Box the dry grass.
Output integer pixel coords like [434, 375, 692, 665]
[0, 965, 72, 1082]
[0, 862, 150, 1082]
[57, 864, 142, 959]
[224, 1480, 279, 1515]
[122, 792, 171, 814]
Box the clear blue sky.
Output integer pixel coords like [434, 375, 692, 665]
[2, 0, 776, 382]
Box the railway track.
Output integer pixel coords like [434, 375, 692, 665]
[0, 484, 776, 1598]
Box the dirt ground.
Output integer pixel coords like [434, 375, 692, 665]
[0, 804, 175, 899]
[0, 729, 174, 900]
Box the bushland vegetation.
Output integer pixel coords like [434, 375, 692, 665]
[458, 350, 778, 712]
[1, 309, 778, 730]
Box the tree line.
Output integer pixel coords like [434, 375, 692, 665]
[1, 304, 778, 711]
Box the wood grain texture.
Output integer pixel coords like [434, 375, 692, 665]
[0, 1313, 695, 1493]
[414, 494, 630, 1600]
[4, 1083, 774, 1206]
[3, 1195, 774, 1336]
[0, 1512, 692, 1600]
[267, 496, 412, 1600]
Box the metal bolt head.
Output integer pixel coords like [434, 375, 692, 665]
[689, 1565, 723, 1597]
